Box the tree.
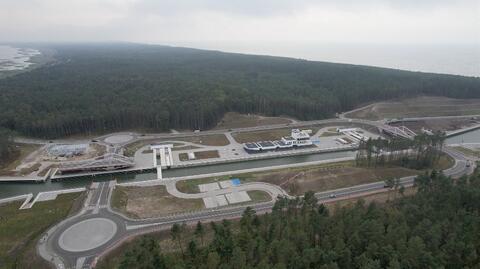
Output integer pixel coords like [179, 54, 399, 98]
[187, 240, 198, 261]
[1, 44, 478, 139]
[114, 171, 480, 269]
[194, 221, 205, 247]
[0, 128, 17, 166]
[206, 251, 220, 269]
[384, 178, 395, 200]
[398, 185, 405, 197]
[231, 247, 247, 269]
[171, 223, 185, 257]
[119, 236, 165, 269]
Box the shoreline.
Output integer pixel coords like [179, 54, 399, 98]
[0, 45, 54, 78]
[0, 45, 40, 71]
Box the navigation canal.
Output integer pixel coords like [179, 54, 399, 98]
[445, 128, 480, 144]
[2, 128, 479, 199]
[0, 150, 356, 198]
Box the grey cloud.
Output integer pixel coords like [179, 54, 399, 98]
[129, 0, 478, 17]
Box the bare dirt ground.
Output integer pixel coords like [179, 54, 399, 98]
[0, 143, 40, 176]
[179, 150, 220, 161]
[214, 112, 294, 130]
[390, 118, 479, 133]
[251, 165, 418, 196]
[232, 129, 292, 143]
[124, 134, 229, 156]
[345, 96, 480, 120]
[176, 154, 452, 196]
[179, 134, 229, 146]
[171, 145, 200, 151]
[111, 185, 204, 219]
[232, 127, 319, 143]
[18, 162, 41, 176]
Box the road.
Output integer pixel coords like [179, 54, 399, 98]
[38, 145, 476, 269]
[315, 147, 473, 201]
[16, 117, 384, 148]
[39, 180, 280, 269]
[10, 117, 383, 181]
[12, 113, 478, 165]
[164, 181, 288, 199]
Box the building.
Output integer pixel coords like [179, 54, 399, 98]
[47, 144, 88, 158]
[243, 129, 313, 153]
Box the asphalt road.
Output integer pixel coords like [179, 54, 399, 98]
[15, 117, 384, 148]
[37, 144, 475, 269]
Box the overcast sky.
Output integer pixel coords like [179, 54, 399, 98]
[1, 0, 479, 45]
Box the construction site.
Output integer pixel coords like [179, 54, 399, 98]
[1, 104, 479, 191]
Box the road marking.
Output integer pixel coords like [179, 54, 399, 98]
[93, 183, 105, 214]
[76, 257, 86, 269]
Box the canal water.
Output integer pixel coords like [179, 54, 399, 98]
[0, 150, 356, 198]
[1, 128, 478, 199]
[445, 128, 480, 144]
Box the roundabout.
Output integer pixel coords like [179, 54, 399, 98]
[58, 218, 117, 252]
[37, 146, 474, 269]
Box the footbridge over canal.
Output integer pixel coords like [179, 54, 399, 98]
[379, 124, 417, 140]
[151, 144, 174, 180]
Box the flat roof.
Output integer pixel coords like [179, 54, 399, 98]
[258, 141, 275, 147]
[244, 143, 259, 149]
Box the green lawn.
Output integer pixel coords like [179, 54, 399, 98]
[175, 161, 354, 194]
[452, 146, 480, 158]
[0, 192, 84, 268]
[247, 190, 272, 203]
[175, 153, 454, 196]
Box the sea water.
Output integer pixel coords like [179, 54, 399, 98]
[0, 45, 41, 72]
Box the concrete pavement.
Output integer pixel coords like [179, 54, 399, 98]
[164, 180, 289, 200]
[37, 144, 476, 269]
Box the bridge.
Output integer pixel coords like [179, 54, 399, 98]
[378, 124, 417, 140]
[151, 144, 174, 180]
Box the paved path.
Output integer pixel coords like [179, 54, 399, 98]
[4, 117, 398, 182]
[58, 218, 118, 252]
[39, 179, 285, 269]
[165, 180, 289, 199]
[18, 118, 384, 147]
[38, 144, 476, 269]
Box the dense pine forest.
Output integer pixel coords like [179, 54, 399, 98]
[356, 133, 446, 169]
[110, 170, 480, 269]
[0, 128, 15, 166]
[0, 43, 479, 139]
